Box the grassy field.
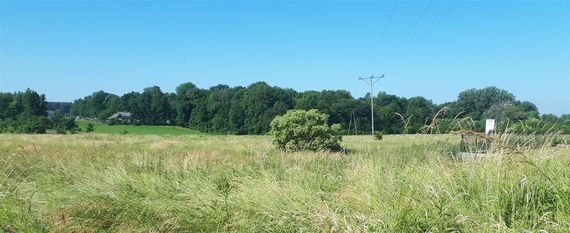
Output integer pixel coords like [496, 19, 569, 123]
[75, 120, 208, 135]
[1, 134, 569, 232]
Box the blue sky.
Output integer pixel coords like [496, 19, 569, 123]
[1, 0, 569, 115]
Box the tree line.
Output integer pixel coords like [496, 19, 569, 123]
[1, 84, 568, 134]
[0, 89, 78, 133]
[68, 82, 570, 134]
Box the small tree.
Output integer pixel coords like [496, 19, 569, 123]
[86, 123, 94, 133]
[17, 115, 48, 134]
[270, 109, 342, 152]
[374, 131, 383, 140]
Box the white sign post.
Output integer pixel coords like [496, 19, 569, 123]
[485, 119, 495, 134]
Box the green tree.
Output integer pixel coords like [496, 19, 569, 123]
[21, 88, 47, 116]
[70, 90, 114, 119]
[205, 85, 234, 132]
[100, 94, 122, 120]
[139, 86, 172, 125]
[403, 96, 436, 133]
[188, 98, 210, 131]
[90, 91, 111, 117]
[541, 113, 559, 123]
[17, 116, 49, 134]
[65, 82, 564, 135]
[241, 82, 295, 134]
[0, 93, 14, 119]
[228, 88, 246, 134]
[174, 82, 202, 127]
[52, 109, 66, 133]
[375, 92, 407, 134]
[86, 123, 94, 133]
[296, 90, 355, 130]
[456, 86, 515, 120]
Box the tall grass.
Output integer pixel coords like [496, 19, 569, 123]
[1, 134, 569, 232]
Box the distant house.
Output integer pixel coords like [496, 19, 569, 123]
[107, 112, 132, 124]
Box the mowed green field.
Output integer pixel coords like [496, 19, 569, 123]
[76, 120, 208, 135]
[1, 134, 569, 232]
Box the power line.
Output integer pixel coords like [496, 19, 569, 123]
[406, 0, 461, 57]
[376, 0, 434, 72]
[360, 0, 401, 76]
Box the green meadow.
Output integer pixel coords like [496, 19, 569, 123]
[1, 133, 569, 232]
[76, 120, 208, 136]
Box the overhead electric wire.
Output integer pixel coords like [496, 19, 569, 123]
[406, 0, 461, 57]
[360, 0, 401, 76]
[376, 0, 434, 72]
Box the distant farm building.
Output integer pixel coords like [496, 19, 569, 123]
[107, 112, 132, 124]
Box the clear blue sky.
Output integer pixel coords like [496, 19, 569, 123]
[1, 0, 569, 115]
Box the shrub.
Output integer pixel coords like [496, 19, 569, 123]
[16, 116, 49, 134]
[0, 120, 9, 133]
[86, 123, 95, 133]
[55, 127, 66, 134]
[69, 127, 80, 134]
[374, 131, 383, 140]
[120, 130, 129, 135]
[269, 109, 343, 152]
[64, 118, 78, 131]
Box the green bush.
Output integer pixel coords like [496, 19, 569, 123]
[69, 127, 80, 134]
[0, 120, 9, 133]
[374, 131, 383, 140]
[269, 109, 343, 152]
[51, 111, 79, 134]
[86, 123, 95, 133]
[55, 127, 66, 134]
[16, 116, 49, 134]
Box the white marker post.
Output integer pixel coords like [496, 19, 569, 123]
[485, 119, 495, 134]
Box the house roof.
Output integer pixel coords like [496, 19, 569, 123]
[108, 112, 132, 119]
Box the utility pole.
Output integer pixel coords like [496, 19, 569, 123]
[359, 75, 384, 135]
